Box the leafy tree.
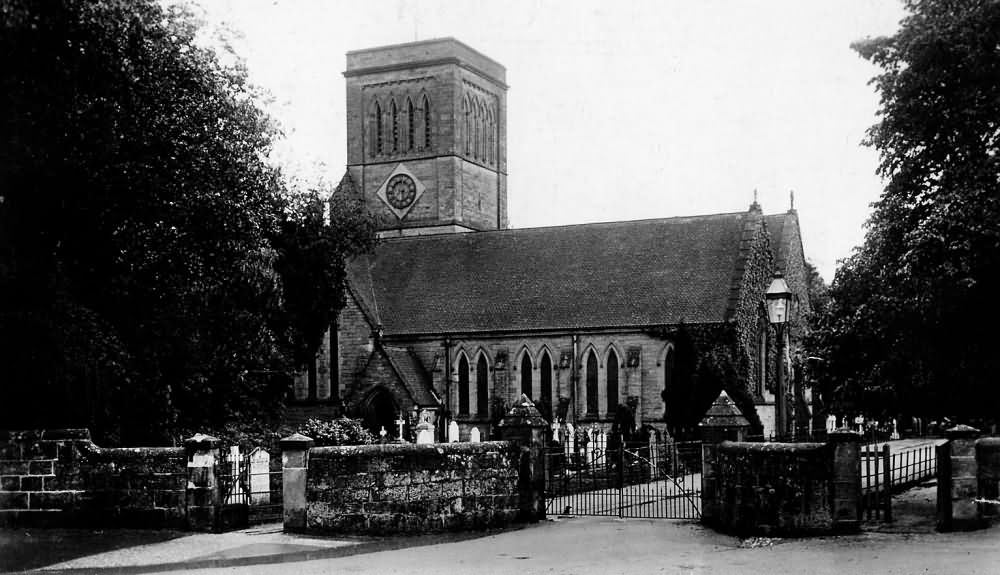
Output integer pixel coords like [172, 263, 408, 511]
[816, 0, 1000, 422]
[272, 188, 375, 368]
[0, 0, 373, 443]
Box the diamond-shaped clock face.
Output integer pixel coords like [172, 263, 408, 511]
[376, 164, 426, 219]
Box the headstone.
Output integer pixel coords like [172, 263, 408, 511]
[448, 420, 460, 442]
[416, 422, 434, 445]
[583, 429, 597, 465]
[470, 427, 481, 443]
[648, 428, 659, 481]
[249, 448, 270, 505]
[395, 417, 406, 441]
[827, 414, 837, 433]
[565, 422, 575, 459]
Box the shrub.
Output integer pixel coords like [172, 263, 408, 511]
[297, 417, 375, 446]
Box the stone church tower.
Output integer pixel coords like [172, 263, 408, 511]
[344, 38, 508, 237]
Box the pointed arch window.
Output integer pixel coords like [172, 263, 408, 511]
[374, 100, 383, 155]
[520, 352, 533, 398]
[479, 101, 486, 160]
[473, 100, 480, 159]
[423, 95, 432, 150]
[586, 350, 599, 416]
[476, 355, 489, 417]
[463, 97, 471, 155]
[407, 98, 415, 151]
[390, 99, 399, 153]
[606, 349, 620, 415]
[458, 354, 470, 416]
[540, 351, 552, 409]
[487, 107, 495, 165]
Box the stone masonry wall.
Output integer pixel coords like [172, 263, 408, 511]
[401, 331, 678, 440]
[305, 441, 519, 534]
[0, 429, 186, 528]
[702, 440, 835, 535]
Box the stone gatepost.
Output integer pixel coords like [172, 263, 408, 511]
[828, 429, 861, 533]
[185, 433, 221, 532]
[938, 424, 982, 531]
[700, 442, 720, 526]
[280, 433, 314, 532]
[976, 437, 1000, 525]
[498, 393, 548, 522]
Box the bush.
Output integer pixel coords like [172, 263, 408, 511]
[297, 417, 375, 447]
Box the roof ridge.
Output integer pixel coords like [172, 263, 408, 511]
[379, 210, 750, 244]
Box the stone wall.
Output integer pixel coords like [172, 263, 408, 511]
[701, 431, 860, 536]
[303, 441, 520, 534]
[0, 429, 186, 528]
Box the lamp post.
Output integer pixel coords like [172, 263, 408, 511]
[766, 273, 793, 440]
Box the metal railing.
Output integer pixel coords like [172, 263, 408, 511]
[860, 443, 938, 522]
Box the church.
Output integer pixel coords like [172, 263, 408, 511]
[285, 38, 811, 442]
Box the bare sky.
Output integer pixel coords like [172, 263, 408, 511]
[196, 0, 907, 282]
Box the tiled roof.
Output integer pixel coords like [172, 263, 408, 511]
[346, 253, 381, 327]
[382, 346, 438, 406]
[350, 212, 760, 336]
[699, 391, 750, 428]
[765, 213, 791, 273]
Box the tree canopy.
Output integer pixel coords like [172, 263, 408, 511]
[0, 0, 374, 443]
[814, 0, 1000, 422]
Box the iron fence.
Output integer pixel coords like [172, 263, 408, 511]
[860, 442, 938, 522]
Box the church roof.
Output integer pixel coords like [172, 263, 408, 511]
[765, 213, 794, 273]
[382, 346, 438, 406]
[348, 211, 770, 336]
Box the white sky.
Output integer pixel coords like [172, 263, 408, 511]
[196, 0, 907, 282]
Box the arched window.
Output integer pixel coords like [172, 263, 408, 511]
[407, 98, 415, 151]
[458, 354, 470, 415]
[463, 97, 471, 155]
[586, 350, 599, 416]
[606, 349, 619, 415]
[423, 95, 432, 150]
[476, 354, 489, 417]
[664, 346, 675, 395]
[520, 351, 533, 398]
[487, 107, 495, 165]
[473, 100, 480, 159]
[374, 100, 383, 155]
[479, 101, 486, 160]
[540, 351, 552, 409]
[390, 99, 399, 153]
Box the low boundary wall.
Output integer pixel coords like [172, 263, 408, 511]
[302, 441, 521, 534]
[701, 430, 860, 536]
[0, 429, 187, 528]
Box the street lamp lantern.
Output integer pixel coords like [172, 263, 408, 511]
[766, 272, 794, 439]
[765, 273, 793, 324]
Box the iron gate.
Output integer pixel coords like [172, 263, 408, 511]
[217, 446, 283, 526]
[544, 433, 702, 519]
